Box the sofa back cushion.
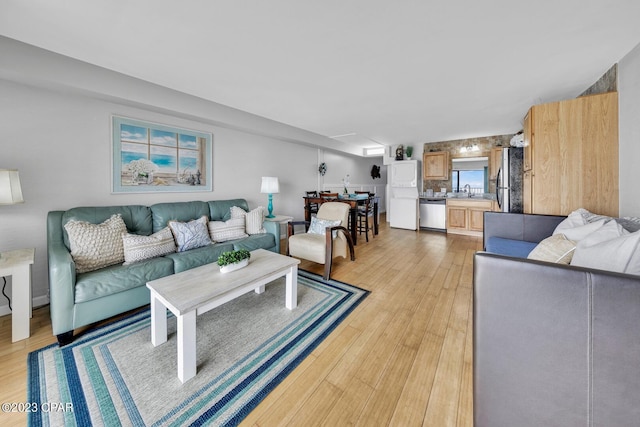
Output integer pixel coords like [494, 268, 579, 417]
[150, 201, 209, 232]
[61, 205, 152, 250]
[208, 199, 249, 221]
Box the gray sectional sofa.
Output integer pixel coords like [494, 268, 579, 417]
[47, 199, 280, 345]
[474, 212, 640, 426]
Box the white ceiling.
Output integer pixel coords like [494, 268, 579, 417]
[2, 0, 640, 154]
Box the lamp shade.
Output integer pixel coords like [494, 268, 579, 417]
[0, 169, 24, 205]
[260, 177, 279, 194]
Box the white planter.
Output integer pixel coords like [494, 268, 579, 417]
[219, 258, 249, 273]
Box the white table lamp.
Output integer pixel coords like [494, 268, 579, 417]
[0, 169, 24, 261]
[0, 169, 24, 205]
[260, 177, 279, 218]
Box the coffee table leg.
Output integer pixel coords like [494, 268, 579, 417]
[150, 294, 167, 346]
[255, 284, 265, 294]
[286, 265, 298, 310]
[177, 310, 197, 383]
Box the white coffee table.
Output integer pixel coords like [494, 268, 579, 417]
[146, 249, 300, 383]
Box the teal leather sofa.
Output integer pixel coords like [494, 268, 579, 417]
[47, 199, 280, 345]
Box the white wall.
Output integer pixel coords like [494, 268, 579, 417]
[0, 39, 383, 313]
[618, 41, 640, 217]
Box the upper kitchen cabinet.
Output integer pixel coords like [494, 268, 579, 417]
[423, 151, 450, 180]
[523, 92, 618, 217]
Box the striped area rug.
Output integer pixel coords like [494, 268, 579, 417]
[28, 270, 368, 426]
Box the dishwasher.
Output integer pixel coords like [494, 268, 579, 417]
[419, 198, 446, 231]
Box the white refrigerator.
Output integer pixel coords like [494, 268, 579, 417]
[389, 160, 420, 230]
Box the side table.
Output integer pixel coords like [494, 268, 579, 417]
[265, 215, 294, 252]
[0, 248, 35, 342]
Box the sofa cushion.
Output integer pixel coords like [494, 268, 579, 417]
[165, 242, 234, 273]
[62, 205, 152, 249]
[208, 217, 248, 242]
[209, 199, 249, 221]
[75, 256, 174, 303]
[122, 227, 176, 264]
[232, 233, 276, 252]
[527, 234, 576, 264]
[150, 201, 210, 232]
[485, 237, 538, 259]
[64, 214, 127, 273]
[168, 216, 212, 252]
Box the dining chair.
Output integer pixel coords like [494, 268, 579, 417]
[287, 202, 355, 280]
[305, 191, 319, 216]
[355, 192, 374, 242]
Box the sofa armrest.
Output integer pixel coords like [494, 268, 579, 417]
[473, 251, 640, 426]
[47, 211, 77, 335]
[483, 212, 566, 250]
[262, 219, 280, 254]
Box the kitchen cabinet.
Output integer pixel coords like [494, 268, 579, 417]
[423, 151, 450, 180]
[523, 111, 532, 172]
[446, 199, 493, 237]
[489, 147, 503, 180]
[522, 92, 618, 217]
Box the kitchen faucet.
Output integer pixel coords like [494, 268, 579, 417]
[463, 184, 471, 197]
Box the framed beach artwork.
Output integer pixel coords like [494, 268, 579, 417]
[112, 116, 213, 193]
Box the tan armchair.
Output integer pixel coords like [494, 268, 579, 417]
[287, 202, 355, 280]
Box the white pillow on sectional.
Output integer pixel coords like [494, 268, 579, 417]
[571, 230, 640, 275]
[576, 220, 628, 248]
[553, 219, 606, 242]
[553, 210, 587, 235]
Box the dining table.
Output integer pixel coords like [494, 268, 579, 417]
[303, 194, 379, 245]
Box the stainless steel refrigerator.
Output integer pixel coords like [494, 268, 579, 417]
[495, 147, 523, 213]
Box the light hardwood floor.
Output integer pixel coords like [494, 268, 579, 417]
[0, 216, 479, 426]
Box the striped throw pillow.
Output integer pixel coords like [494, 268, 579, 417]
[208, 217, 248, 242]
[122, 227, 176, 264]
[230, 206, 266, 235]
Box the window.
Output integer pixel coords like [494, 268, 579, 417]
[452, 168, 487, 194]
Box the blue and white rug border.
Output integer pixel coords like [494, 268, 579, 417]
[27, 269, 369, 426]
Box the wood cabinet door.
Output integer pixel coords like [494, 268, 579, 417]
[423, 151, 450, 180]
[489, 147, 502, 180]
[446, 206, 467, 230]
[523, 110, 533, 172]
[523, 170, 532, 214]
[469, 208, 487, 231]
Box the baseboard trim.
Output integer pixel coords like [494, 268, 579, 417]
[0, 295, 49, 317]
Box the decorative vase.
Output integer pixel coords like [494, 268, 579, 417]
[219, 258, 249, 273]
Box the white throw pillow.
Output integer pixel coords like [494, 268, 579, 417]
[553, 219, 606, 242]
[208, 217, 248, 242]
[230, 206, 266, 235]
[64, 214, 127, 273]
[553, 209, 587, 235]
[576, 220, 628, 248]
[122, 227, 176, 264]
[527, 234, 576, 264]
[168, 216, 212, 252]
[571, 230, 640, 275]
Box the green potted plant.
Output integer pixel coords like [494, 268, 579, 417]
[405, 146, 413, 159]
[217, 249, 251, 273]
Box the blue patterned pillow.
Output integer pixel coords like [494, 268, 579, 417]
[168, 216, 212, 252]
[307, 217, 341, 238]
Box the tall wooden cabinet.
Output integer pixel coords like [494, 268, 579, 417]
[522, 92, 619, 217]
